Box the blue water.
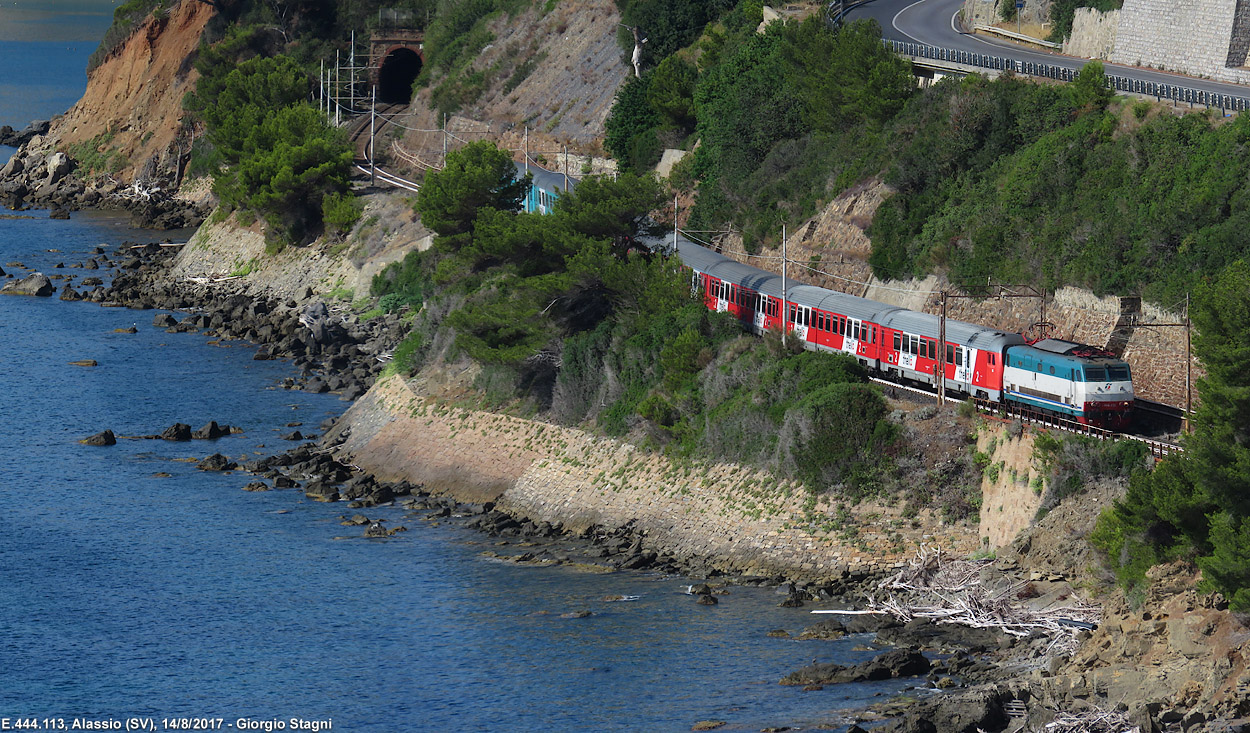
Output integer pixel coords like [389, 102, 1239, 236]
[0, 7, 926, 731]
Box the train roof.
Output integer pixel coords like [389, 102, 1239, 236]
[1009, 340, 1126, 367]
[518, 161, 574, 195]
[677, 240, 897, 322]
[677, 239, 1026, 350]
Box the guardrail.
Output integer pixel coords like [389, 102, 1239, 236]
[886, 39, 1250, 114]
[972, 25, 1061, 49]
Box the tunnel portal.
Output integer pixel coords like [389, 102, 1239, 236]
[377, 47, 423, 104]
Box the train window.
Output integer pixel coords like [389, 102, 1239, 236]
[1037, 363, 1043, 372]
[1085, 366, 1106, 381]
[955, 346, 964, 367]
[893, 333, 901, 351]
[1049, 366, 1055, 375]
[945, 344, 954, 365]
[988, 353, 995, 366]
[866, 325, 874, 344]
[1109, 365, 1130, 380]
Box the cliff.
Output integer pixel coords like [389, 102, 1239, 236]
[47, 0, 215, 185]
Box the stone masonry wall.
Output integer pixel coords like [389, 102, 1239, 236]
[329, 376, 981, 581]
[1064, 7, 1120, 59]
[1110, 0, 1250, 84]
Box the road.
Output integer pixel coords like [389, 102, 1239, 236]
[846, 0, 1250, 100]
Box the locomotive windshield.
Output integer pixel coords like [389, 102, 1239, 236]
[1108, 364, 1131, 381]
[1084, 366, 1106, 381]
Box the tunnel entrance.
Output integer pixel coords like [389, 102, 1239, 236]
[377, 48, 422, 104]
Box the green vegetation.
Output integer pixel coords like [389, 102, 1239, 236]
[184, 44, 358, 249]
[1093, 262, 1250, 608]
[378, 141, 898, 498]
[65, 132, 129, 175]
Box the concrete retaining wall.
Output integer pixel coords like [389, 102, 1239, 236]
[329, 376, 981, 580]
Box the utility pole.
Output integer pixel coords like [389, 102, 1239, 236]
[441, 113, 447, 168]
[320, 59, 325, 118]
[334, 50, 341, 126]
[523, 126, 529, 176]
[563, 145, 569, 191]
[1124, 296, 1192, 431]
[349, 31, 356, 113]
[369, 85, 377, 185]
[673, 193, 678, 253]
[782, 224, 787, 332]
[939, 291, 947, 404]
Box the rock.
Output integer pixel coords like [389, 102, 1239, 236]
[696, 594, 719, 606]
[559, 610, 592, 619]
[273, 475, 298, 489]
[780, 648, 930, 686]
[159, 423, 192, 441]
[281, 430, 304, 441]
[80, 430, 116, 446]
[192, 421, 229, 440]
[45, 152, 73, 184]
[364, 522, 389, 538]
[1, 272, 54, 296]
[68, 359, 97, 367]
[152, 313, 177, 328]
[797, 619, 847, 640]
[197, 453, 238, 471]
[48, 207, 70, 220]
[242, 481, 269, 492]
[691, 722, 725, 731]
[304, 482, 339, 503]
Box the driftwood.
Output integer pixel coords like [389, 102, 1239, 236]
[1042, 708, 1140, 732]
[860, 546, 1100, 647]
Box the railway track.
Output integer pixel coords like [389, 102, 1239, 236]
[344, 105, 421, 191]
[869, 376, 1184, 458]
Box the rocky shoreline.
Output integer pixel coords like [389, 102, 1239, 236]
[24, 229, 1243, 733]
[1, 130, 207, 229]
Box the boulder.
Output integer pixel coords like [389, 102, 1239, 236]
[280, 430, 303, 441]
[159, 423, 192, 441]
[1, 272, 54, 296]
[241, 481, 269, 492]
[197, 453, 238, 471]
[152, 313, 177, 328]
[81, 430, 116, 446]
[192, 421, 229, 440]
[780, 648, 930, 686]
[59, 283, 82, 301]
[45, 152, 73, 183]
[696, 594, 719, 606]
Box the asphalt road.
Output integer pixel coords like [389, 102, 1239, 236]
[846, 0, 1250, 100]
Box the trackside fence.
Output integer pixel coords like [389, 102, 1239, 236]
[886, 39, 1250, 114]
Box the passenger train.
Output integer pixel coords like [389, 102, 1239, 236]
[675, 239, 1135, 428]
[509, 162, 1135, 428]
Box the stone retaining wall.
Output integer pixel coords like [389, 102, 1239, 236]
[1110, 0, 1250, 84]
[1065, 7, 1120, 59]
[329, 376, 981, 580]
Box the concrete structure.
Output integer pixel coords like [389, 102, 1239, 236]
[369, 29, 424, 103]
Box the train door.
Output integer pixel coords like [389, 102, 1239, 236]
[842, 317, 862, 356]
[787, 303, 810, 341]
[756, 294, 778, 331]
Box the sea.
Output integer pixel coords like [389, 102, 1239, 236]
[0, 4, 925, 731]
